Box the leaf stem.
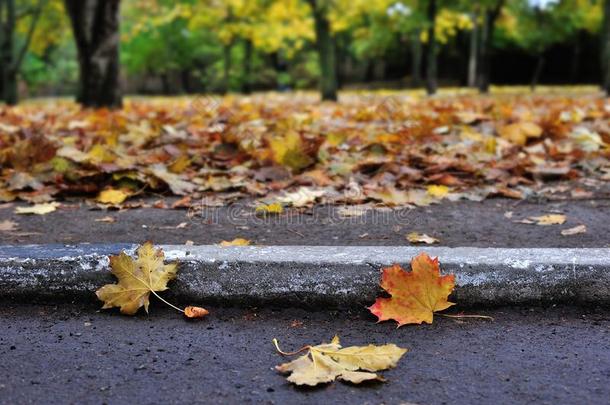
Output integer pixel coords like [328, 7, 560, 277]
[439, 313, 494, 321]
[151, 290, 184, 314]
[273, 338, 311, 356]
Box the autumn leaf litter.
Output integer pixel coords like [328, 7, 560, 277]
[0, 93, 607, 212]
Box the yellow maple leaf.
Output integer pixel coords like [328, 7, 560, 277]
[369, 253, 455, 326]
[97, 189, 130, 205]
[274, 336, 407, 386]
[96, 242, 178, 315]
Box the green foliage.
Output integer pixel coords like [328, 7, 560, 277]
[11, 0, 609, 96]
[496, 0, 603, 53]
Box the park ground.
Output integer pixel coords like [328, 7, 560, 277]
[1, 88, 609, 405]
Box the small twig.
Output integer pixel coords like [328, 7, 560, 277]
[150, 290, 184, 314]
[273, 338, 311, 356]
[287, 229, 305, 238]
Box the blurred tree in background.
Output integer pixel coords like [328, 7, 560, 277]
[1, 0, 608, 106]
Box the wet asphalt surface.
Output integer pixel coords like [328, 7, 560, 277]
[0, 304, 608, 405]
[1, 198, 609, 247]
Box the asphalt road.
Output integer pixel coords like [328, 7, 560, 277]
[0, 304, 608, 405]
[1, 197, 609, 247]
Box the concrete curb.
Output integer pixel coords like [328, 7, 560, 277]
[0, 244, 609, 307]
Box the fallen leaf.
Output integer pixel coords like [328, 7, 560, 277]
[255, 202, 283, 215]
[498, 122, 542, 145]
[153, 200, 169, 209]
[274, 336, 407, 386]
[278, 187, 326, 207]
[561, 224, 587, 236]
[455, 111, 488, 124]
[406, 232, 439, 244]
[172, 196, 192, 209]
[570, 188, 593, 199]
[337, 205, 368, 217]
[15, 202, 60, 215]
[0, 219, 18, 231]
[518, 214, 566, 225]
[369, 253, 455, 326]
[184, 306, 209, 319]
[149, 164, 197, 195]
[367, 187, 432, 207]
[97, 189, 130, 205]
[570, 127, 606, 152]
[96, 242, 178, 315]
[95, 216, 116, 223]
[426, 185, 450, 199]
[269, 131, 314, 172]
[220, 238, 251, 246]
[168, 155, 191, 174]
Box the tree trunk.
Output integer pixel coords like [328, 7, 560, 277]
[570, 32, 581, 83]
[467, 10, 479, 87]
[308, 0, 338, 101]
[530, 54, 545, 92]
[180, 69, 191, 94]
[222, 42, 232, 94]
[410, 30, 422, 87]
[160, 72, 170, 94]
[0, 0, 3, 99]
[0, 0, 17, 105]
[477, 0, 505, 93]
[425, 0, 438, 95]
[1, 0, 45, 105]
[3, 69, 17, 105]
[242, 39, 252, 94]
[603, 0, 610, 94]
[64, 0, 122, 108]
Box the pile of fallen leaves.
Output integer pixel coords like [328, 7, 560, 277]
[1, 92, 608, 208]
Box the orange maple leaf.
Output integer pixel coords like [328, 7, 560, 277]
[368, 253, 455, 326]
